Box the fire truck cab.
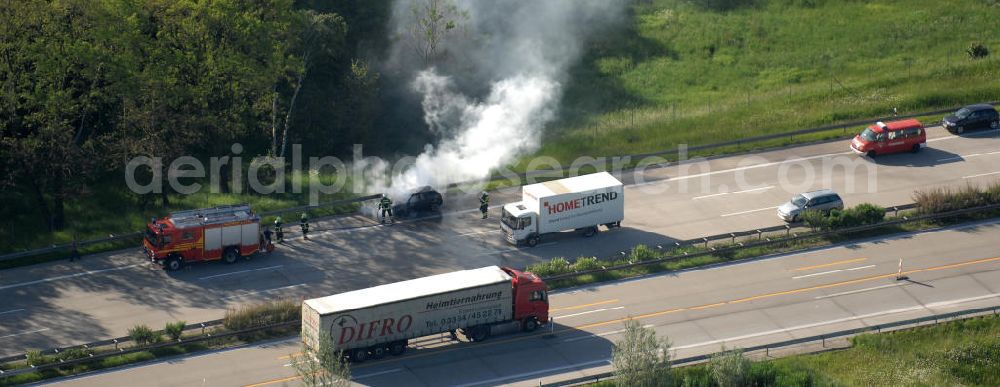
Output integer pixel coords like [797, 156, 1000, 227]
[144, 204, 262, 271]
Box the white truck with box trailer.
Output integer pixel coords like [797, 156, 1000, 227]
[501, 172, 624, 247]
[301, 266, 549, 362]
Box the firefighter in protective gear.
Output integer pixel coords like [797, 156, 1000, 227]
[300, 212, 310, 240]
[274, 216, 284, 243]
[378, 195, 393, 223]
[479, 191, 490, 219]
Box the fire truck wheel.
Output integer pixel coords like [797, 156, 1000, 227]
[352, 348, 369, 363]
[165, 256, 182, 271]
[223, 248, 239, 264]
[389, 340, 407, 356]
[523, 317, 539, 332]
[369, 345, 386, 360]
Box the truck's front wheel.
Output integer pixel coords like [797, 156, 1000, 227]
[523, 318, 539, 332]
[165, 256, 183, 271]
[583, 226, 598, 237]
[525, 235, 540, 247]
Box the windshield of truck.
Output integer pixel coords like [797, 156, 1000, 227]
[501, 208, 521, 229]
[859, 127, 878, 142]
[791, 195, 808, 207]
[144, 228, 159, 248]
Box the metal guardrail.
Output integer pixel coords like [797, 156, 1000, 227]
[0, 319, 225, 365]
[542, 201, 991, 282]
[0, 320, 298, 379]
[0, 194, 381, 263]
[545, 305, 1000, 387]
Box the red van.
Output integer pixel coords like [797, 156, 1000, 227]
[850, 119, 926, 157]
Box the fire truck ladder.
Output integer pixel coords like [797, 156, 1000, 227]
[169, 204, 254, 228]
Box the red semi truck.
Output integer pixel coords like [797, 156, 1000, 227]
[301, 266, 549, 362]
[144, 204, 264, 271]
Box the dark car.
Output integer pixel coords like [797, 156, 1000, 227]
[393, 186, 444, 217]
[942, 104, 999, 134]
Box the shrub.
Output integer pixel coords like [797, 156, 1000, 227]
[223, 299, 300, 331]
[526, 257, 571, 277]
[572, 256, 602, 271]
[25, 349, 47, 366]
[843, 203, 885, 226]
[58, 347, 93, 362]
[803, 204, 884, 230]
[913, 184, 993, 215]
[128, 324, 159, 346]
[967, 42, 989, 59]
[628, 244, 659, 262]
[802, 209, 830, 229]
[165, 321, 186, 341]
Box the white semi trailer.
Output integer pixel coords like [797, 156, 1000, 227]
[301, 266, 550, 362]
[501, 172, 624, 247]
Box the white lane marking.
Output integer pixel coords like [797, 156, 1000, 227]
[0, 309, 25, 315]
[221, 284, 306, 300]
[0, 264, 142, 291]
[793, 265, 876, 279]
[632, 153, 851, 188]
[721, 206, 778, 217]
[692, 192, 729, 200]
[0, 328, 50, 340]
[474, 242, 557, 256]
[198, 265, 283, 280]
[938, 150, 1000, 162]
[693, 186, 773, 200]
[452, 359, 611, 387]
[792, 269, 842, 279]
[554, 306, 625, 319]
[963, 171, 1000, 179]
[815, 283, 905, 299]
[355, 368, 404, 380]
[561, 324, 655, 343]
[673, 292, 1000, 350]
[457, 229, 501, 237]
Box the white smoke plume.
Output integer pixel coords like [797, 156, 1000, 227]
[370, 0, 625, 199]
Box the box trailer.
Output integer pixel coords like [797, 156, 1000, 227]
[501, 172, 624, 247]
[301, 266, 549, 362]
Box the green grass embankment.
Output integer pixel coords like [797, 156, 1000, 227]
[534, 0, 1000, 167]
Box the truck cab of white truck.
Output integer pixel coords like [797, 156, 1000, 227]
[501, 172, 624, 247]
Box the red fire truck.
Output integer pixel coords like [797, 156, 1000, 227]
[144, 204, 265, 271]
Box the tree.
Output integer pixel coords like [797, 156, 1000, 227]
[292, 333, 351, 387]
[612, 319, 672, 386]
[709, 347, 751, 387]
[405, 0, 468, 65]
[0, 0, 123, 230]
[274, 11, 347, 158]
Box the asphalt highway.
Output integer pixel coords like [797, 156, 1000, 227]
[48, 218, 1000, 386]
[2, 125, 1000, 358]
